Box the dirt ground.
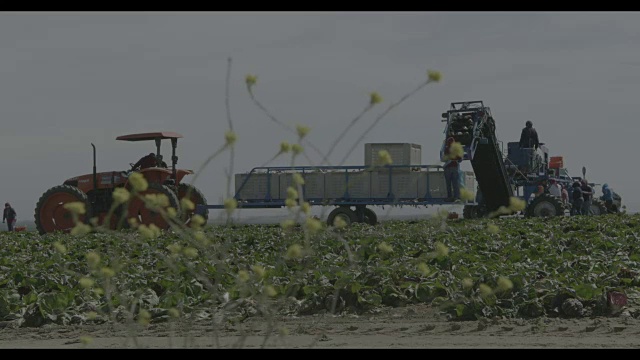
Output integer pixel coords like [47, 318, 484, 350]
[0, 304, 639, 348]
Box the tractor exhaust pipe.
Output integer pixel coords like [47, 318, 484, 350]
[92, 143, 97, 191]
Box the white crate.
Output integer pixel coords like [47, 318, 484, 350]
[371, 171, 420, 199]
[278, 172, 325, 200]
[234, 173, 280, 200]
[324, 171, 371, 199]
[365, 143, 422, 168]
[417, 171, 448, 199]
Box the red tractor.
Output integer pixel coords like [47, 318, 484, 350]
[34, 132, 208, 235]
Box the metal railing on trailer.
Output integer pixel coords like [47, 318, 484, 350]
[195, 164, 476, 225]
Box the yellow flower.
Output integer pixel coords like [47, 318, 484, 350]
[128, 172, 148, 192]
[427, 70, 442, 82]
[86, 252, 101, 268]
[167, 207, 177, 218]
[332, 216, 347, 229]
[434, 242, 449, 257]
[63, 202, 86, 215]
[138, 224, 156, 239]
[100, 267, 115, 278]
[285, 198, 297, 208]
[497, 277, 513, 292]
[264, 285, 277, 297]
[462, 278, 474, 289]
[487, 223, 500, 234]
[369, 92, 382, 105]
[292, 173, 305, 186]
[145, 193, 170, 208]
[417, 263, 429, 276]
[252, 265, 266, 278]
[449, 141, 464, 159]
[281, 219, 296, 230]
[112, 188, 130, 205]
[137, 309, 151, 326]
[71, 223, 92, 236]
[225, 130, 237, 146]
[286, 187, 298, 200]
[305, 217, 323, 234]
[479, 284, 493, 298]
[86, 311, 97, 320]
[168, 308, 180, 318]
[181, 198, 195, 211]
[224, 198, 238, 214]
[92, 288, 104, 296]
[79, 277, 94, 289]
[238, 270, 250, 282]
[183, 247, 198, 258]
[167, 243, 182, 254]
[377, 150, 393, 165]
[286, 244, 303, 259]
[245, 74, 258, 88]
[279, 327, 290, 336]
[79, 336, 93, 345]
[127, 217, 139, 228]
[301, 202, 311, 215]
[296, 124, 310, 139]
[378, 242, 393, 253]
[280, 141, 291, 153]
[292, 144, 304, 155]
[509, 197, 526, 212]
[194, 231, 209, 245]
[53, 242, 67, 254]
[191, 214, 206, 227]
[459, 188, 475, 201]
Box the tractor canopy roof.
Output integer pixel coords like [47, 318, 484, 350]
[116, 132, 183, 142]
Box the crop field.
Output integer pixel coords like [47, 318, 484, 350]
[1, 213, 640, 348]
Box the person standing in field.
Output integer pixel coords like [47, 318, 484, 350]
[3, 203, 16, 231]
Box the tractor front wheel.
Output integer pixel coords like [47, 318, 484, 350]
[127, 183, 180, 230]
[177, 183, 208, 226]
[34, 185, 92, 235]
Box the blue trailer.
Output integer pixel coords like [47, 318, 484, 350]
[196, 163, 477, 226]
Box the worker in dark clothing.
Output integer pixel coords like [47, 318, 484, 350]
[132, 153, 159, 171]
[570, 182, 583, 216]
[3, 203, 16, 231]
[580, 179, 593, 215]
[519, 120, 540, 149]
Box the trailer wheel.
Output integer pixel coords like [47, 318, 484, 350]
[589, 199, 608, 216]
[363, 208, 378, 225]
[327, 207, 357, 227]
[463, 205, 480, 219]
[525, 194, 563, 218]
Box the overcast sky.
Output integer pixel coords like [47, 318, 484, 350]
[1, 11, 638, 224]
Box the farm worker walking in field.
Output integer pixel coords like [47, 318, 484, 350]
[580, 179, 594, 216]
[519, 120, 540, 149]
[570, 182, 583, 216]
[442, 137, 462, 202]
[3, 203, 16, 231]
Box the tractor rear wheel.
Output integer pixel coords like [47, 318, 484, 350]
[127, 183, 180, 230]
[589, 199, 608, 216]
[177, 183, 208, 226]
[34, 185, 92, 235]
[525, 194, 563, 218]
